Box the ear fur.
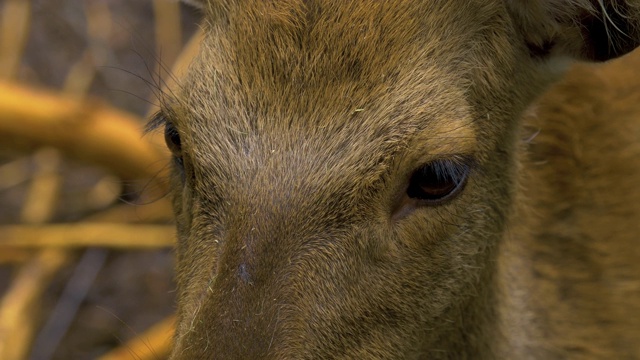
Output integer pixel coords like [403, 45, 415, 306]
[506, 0, 640, 61]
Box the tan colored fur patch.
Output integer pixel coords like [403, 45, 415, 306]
[167, 1, 640, 358]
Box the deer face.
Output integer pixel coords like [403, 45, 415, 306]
[159, 1, 640, 358]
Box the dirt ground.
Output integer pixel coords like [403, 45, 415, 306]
[0, 1, 200, 359]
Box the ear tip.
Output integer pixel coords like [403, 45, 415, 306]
[508, 0, 640, 62]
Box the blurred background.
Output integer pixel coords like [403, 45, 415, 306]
[0, 1, 200, 359]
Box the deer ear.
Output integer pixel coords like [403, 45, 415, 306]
[506, 0, 640, 61]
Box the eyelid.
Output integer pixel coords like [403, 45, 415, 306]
[412, 154, 475, 174]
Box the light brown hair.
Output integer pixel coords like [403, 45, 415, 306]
[157, 1, 640, 358]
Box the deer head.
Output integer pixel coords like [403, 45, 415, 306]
[154, 1, 640, 358]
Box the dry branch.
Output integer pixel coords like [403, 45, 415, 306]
[0, 249, 33, 264]
[20, 148, 62, 224]
[0, 0, 31, 79]
[0, 249, 71, 360]
[0, 2, 206, 359]
[0, 143, 69, 360]
[154, 0, 183, 68]
[97, 315, 176, 360]
[86, 199, 174, 223]
[0, 81, 169, 191]
[0, 224, 176, 249]
[0, 156, 31, 190]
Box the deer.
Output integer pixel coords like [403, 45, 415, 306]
[151, 1, 640, 358]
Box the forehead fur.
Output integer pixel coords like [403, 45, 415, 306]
[189, 0, 509, 104]
[174, 0, 514, 181]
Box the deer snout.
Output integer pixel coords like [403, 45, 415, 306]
[169, 197, 410, 360]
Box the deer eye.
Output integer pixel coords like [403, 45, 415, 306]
[406, 159, 469, 204]
[164, 122, 182, 156]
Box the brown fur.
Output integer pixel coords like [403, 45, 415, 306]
[158, 1, 640, 358]
[502, 50, 640, 358]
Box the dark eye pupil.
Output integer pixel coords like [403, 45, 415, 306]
[164, 123, 182, 154]
[407, 160, 469, 202]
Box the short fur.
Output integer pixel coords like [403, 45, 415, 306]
[161, 1, 640, 358]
